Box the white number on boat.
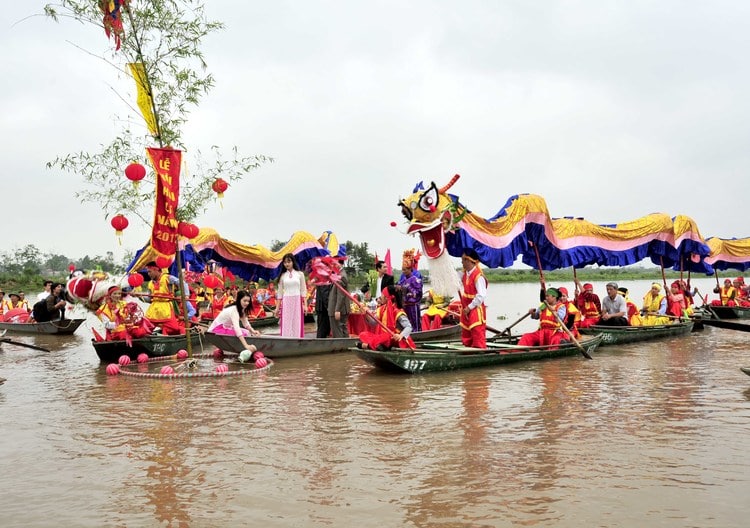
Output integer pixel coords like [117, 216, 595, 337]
[402, 359, 426, 372]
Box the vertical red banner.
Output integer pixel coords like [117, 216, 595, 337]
[146, 147, 181, 257]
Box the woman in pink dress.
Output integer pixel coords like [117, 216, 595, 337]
[273, 253, 307, 337]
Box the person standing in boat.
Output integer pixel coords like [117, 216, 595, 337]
[143, 261, 184, 335]
[36, 280, 53, 302]
[573, 280, 601, 328]
[375, 260, 394, 298]
[274, 253, 307, 338]
[314, 281, 332, 338]
[519, 287, 569, 347]
[598, 282, 629, 326]
[208, 290, 263, 359]
[327, 258, 350, 338]
[397, 249, 423, 332]
[458, 249, 488, 349]
[641, 282, 669, 325]
[357, 285, 415, 350]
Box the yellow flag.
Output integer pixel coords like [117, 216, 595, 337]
[128, 62, 158, 136]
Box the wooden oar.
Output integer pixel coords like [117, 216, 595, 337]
[0, 338, 51, 352]
[529, 242, 591, 360]
[498, 312, 531, 336]
[544, 301, 593, 360]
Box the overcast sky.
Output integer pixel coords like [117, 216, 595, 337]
[2, 1, 749, 269]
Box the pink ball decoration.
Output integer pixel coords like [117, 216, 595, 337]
[390, 221, 397, 227]
[106, 363, 120, 376]
[255, 356, 269, 369]
[215, 364, 229, 373]
[176, 349, 188, 360]
[212, 348, 224, 359]
[118, 355, 131, 366]
[137, 353, 149, 364]
[160, 365, 174, 375]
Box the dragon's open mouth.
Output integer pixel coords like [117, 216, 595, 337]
[406, 212, 450, 259]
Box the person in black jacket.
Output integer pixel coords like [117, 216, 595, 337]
[315, 283, 332, 338]
[31, 282, 66, 322]
[375, 260, 394, 296]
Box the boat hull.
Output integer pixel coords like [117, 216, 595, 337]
[92, 331, 206, 363]
[204, 324, 462, 358]
[706, 305, 750, 319]
[355, 335, 603, 374]
[580, 321, 693, 346]
[0, 318, 85, 335]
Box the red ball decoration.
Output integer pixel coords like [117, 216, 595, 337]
[155, 256, 173, 269]
[124, 163, 146, 188]
[127, 273, 144, 288]
[110, 214, 129, 233]
[178, 222, 200, 239]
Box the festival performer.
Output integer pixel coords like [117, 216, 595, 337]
[573, 280, 601, 328]
[357, 285, 415, 350]
[712, 278, 737, 306]
[0, 290, 5, 317]
[617, 286, 643, 326]
[274, 253, 307, 338]
[96, 286, 152, 341]
[558, 287, 582, 338]
[641, 283, 669, 325]
[518, 287, 569, 347]
[398, 249, 423, 332]
[205, 285, 231, 319]
[207, 290, 263, 357]
[732, 277, 750, 307]
[327, 258, 350, 338]
[143, 261, 185, 335]
[598, 282, 629, 326]
[18, 292, 30, 312]
[458, 249, 488, 349]
[666, 280, 691, 318]
[421, 289, 449, 330]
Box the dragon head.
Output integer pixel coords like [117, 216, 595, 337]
[398, 174, 465, 259]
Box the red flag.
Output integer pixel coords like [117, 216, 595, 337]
[146, 147, 181, 257]
[384, 249, 392, 275]
[92, 328, 105, 342]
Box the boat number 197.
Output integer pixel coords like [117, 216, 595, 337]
[402, 359, 426, 372]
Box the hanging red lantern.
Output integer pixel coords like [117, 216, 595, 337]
[124, 163, 146, 189]
[178, 222, 200, 239]
[203, 274, 222, 289]
[128, 273, 145, 288]
[110, 214, 129, 245]
[212, 178, 229, 209]
[155, 255, 173, 269]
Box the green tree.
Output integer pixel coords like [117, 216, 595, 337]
[44, 0, 271, 226]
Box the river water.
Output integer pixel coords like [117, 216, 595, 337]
[1, 279, 749, 528]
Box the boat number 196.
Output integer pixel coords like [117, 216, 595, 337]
[402, 359, 426, 372]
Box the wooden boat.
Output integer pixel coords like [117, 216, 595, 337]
[204, 324, 463, 358]
[700, 318, 750, 332]
[0, 318, 85, 335]
[92, 330, 207, 363]
[741, 367, 750, 377]
[355, 334, 603, 374]
[579, 321, 694, 346]
[704, 305, 750, 319]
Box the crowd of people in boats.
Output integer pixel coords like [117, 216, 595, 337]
[4, 251, 749, 356]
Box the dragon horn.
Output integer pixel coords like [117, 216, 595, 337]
[439, 174, 461, 193]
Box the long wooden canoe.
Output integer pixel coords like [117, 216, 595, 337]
[355, 334, 603, 374]
[204, 324, 462, 358]
[579, 321, 693, 346]
[92, 330, 208, 363]
[701, 318, 750, 332]
[0, 318, 85, 335]
[705, 305, 750, 319]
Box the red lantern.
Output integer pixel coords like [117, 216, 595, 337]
[128, 273, 145, 288]
[212, 178, 229, 209]
[203, 274, 222, 289]
[110, 214, 129, 245]
[178, 222, 200, 239]
[155, 256, 173, 269]
[124, 163, 146, 189]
